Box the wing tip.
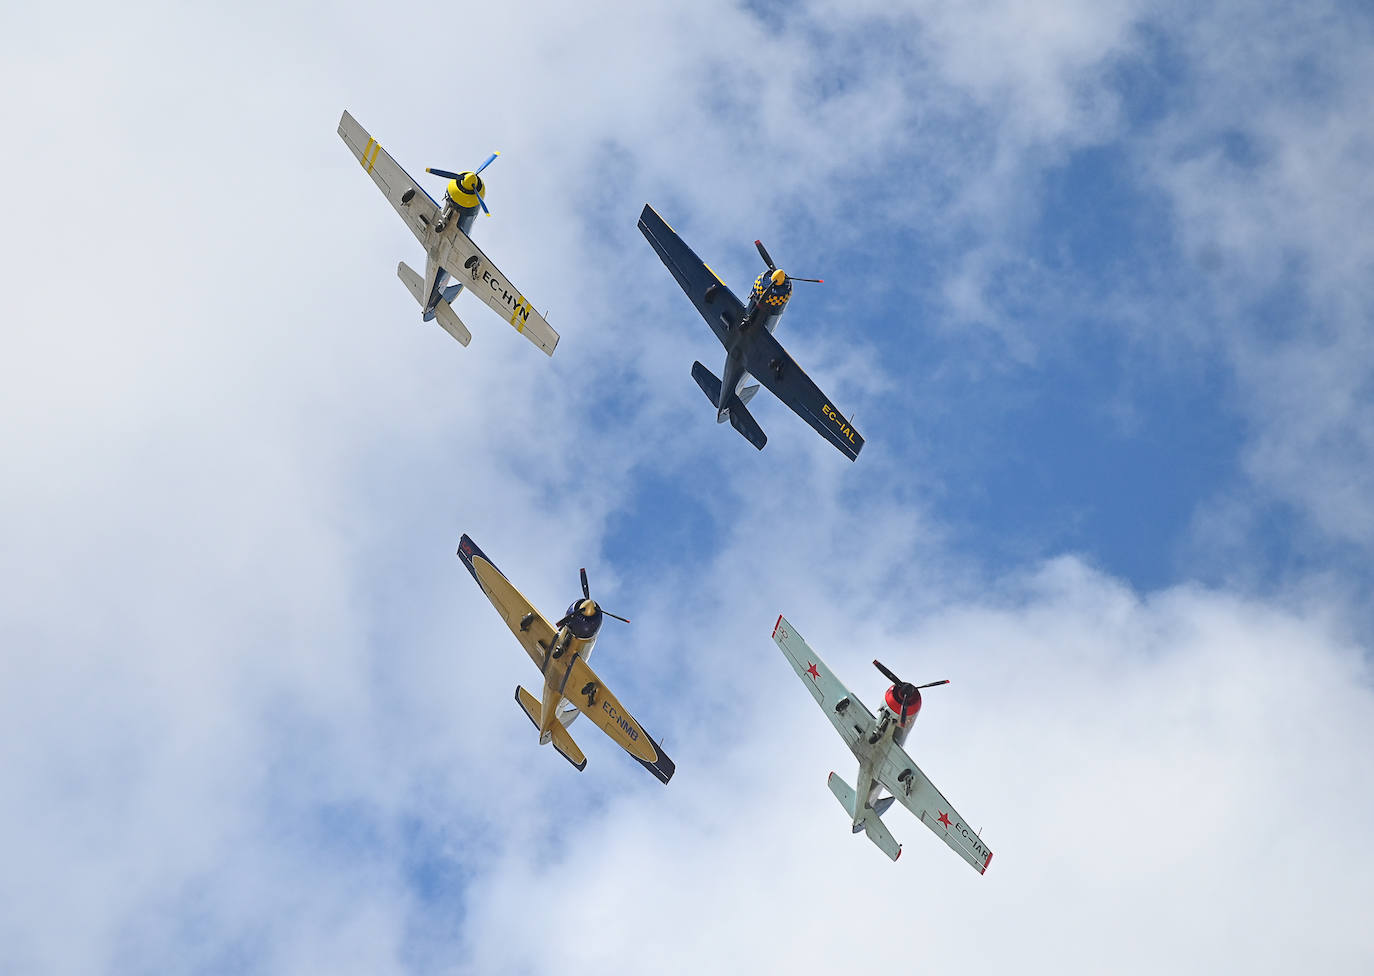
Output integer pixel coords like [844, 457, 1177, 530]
[772, 613, 784, 637]
[456, 533, 500, 584]
[630, 727, 676, 785]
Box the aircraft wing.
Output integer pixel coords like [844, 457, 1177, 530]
[876, 743, 994, 875]
[437, 232, 559, 356]
[772, 615, 877, 749]
[559, 654, 675, 784]
[744, 330, 865, 461]
[338, 110, 439, 246]
[456, 534, 556, 670]
[638, 204, 745, 347]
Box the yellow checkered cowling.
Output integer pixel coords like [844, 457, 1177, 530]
[752, 272, 792, 308]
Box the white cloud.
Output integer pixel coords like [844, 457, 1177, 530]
[2, 1, 1372, 973]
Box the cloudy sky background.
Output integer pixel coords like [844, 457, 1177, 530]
[3, 0, 1373, 972]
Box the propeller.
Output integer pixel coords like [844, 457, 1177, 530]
[425, 151, 499, 215]
[560, 567, 629, 625]
[754, 239, 822, 284]
[873, 659, 948, 713]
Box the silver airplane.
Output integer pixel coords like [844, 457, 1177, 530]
[338, 110, 558, 355]
[772, 615, 993, 871]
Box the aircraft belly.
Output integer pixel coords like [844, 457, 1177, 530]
[719, 357, 746, 411]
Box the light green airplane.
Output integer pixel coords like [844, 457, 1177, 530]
[773, 615, 993, 872]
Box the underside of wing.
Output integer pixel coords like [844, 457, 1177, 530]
[744, 330, 864, 460]
[772, 615, 875, 748]
[877, 744, 993, 875]
[561, 654, 674, 784]
[438, 232, 559, 356]
[338, 110, 439, 245]
[456, 534, 555, 670]
[638, 204, 744, 347]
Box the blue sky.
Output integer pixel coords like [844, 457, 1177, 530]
[3, 1, 1374, 973]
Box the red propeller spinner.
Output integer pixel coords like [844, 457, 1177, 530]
[873, 659, 949, 725]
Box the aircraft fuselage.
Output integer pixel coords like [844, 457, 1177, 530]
[534, 600, 605, 742]
[713, 272, 789, 418]
[838, 699, 918, 822]
[422, 205, 480, 318]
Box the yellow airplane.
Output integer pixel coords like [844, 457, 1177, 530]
[457, 534, 675, 783]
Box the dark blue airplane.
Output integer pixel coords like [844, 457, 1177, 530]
[639, 204, 865, 460]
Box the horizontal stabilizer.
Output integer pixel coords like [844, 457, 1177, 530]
[691, 361, 722, 410]
[828, 771, 858, 821]
[550, 722, 587, 772]
[397, 261, 426, 305]
[860, 807, 902, 861]
[433, 298, 472, 346]
[516, 686, 586, 771]
[514, 685, 541, 729]
[399, 262, 471, 345]
[726, 397, 767, 451]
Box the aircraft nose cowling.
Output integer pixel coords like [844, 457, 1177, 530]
[885, 684, 922, 724]
[564, 600, 602, 640]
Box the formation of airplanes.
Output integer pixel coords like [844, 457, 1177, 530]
[340, 111, 991, 873]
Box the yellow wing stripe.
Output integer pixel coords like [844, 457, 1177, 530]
[361, 138, 381, 173]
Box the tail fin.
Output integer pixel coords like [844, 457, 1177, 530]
[398, 262, 471, 346]
[737, 383, 759, 406]
[516, 686, 586, 771]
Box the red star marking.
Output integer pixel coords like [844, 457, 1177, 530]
[937, 812, 951, 828]
[805, 662, 820, 680]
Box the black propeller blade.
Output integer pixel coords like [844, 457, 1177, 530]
[873, 659, 902, 685]
[755, 239, 776, 271]
[754, 238, 823, 285]
[577, 567, 630, 624]
[873, 660, 948, 701]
